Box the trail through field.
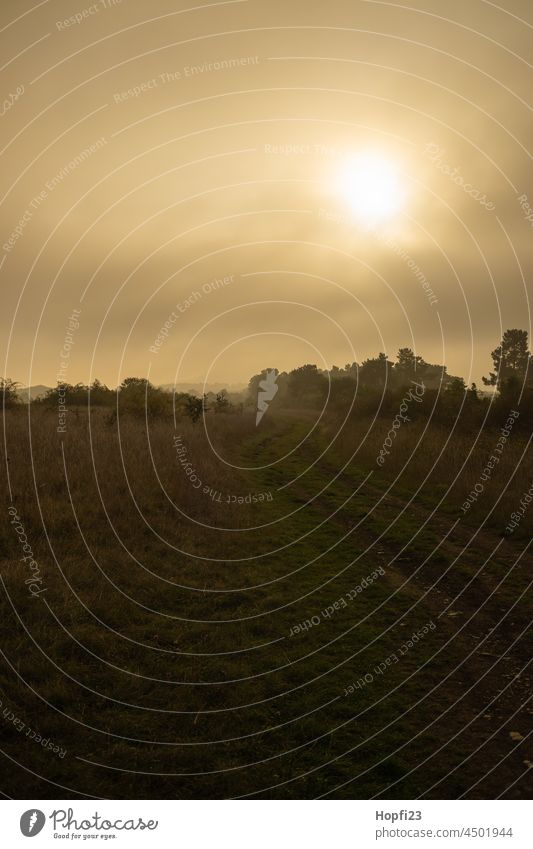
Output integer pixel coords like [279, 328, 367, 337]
[237, 416, 532, 799]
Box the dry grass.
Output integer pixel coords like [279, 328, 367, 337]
[0, 407, 530, 799]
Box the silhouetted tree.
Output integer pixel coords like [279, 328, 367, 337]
[483, 329, 530, 393]
[248, 369, 278, 403]
[88, 379, 114, 406]
[39, 382, 89, 406]
[288, 364, 328, 406]
[342, 362, 359, 380]
[1, 378, 20, 408]
[394, 348, 424, 386]
[359, 353, 393, 391]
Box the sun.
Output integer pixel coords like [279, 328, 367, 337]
[337, 151, 407, 227]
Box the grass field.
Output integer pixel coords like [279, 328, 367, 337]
[0, 406, 531, 799]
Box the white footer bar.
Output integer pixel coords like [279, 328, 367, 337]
[2, 799, 531, 848]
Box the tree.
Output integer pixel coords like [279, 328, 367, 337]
[288, 364, 328, 406]
[118, 377, 151, 414]
[483, 330, 530, 392]
[118, 377, 171, 418]
[88, 379, 113, 406]
[248, 369, 278, 404]
[394, 348, 424, 386]
[343, 362, 359, 379]
[39, 382, 89, 406]
[120, 377, 152, 391]
[213, 390, 231, 413]
[329, 376, 357, 411]
[359, 353, 393, 391]
[445, 377, 467, 396]
[329, 365, 344, 380]
[1, 378, 20, 408]
[447, 376, 466, 393]
[185, 395, 206, 423]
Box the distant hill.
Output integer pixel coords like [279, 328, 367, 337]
[18, 384, 51, 402]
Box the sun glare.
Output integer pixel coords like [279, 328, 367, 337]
[338, 151, 407, 227]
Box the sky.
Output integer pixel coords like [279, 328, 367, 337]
[1, 0, 533, 388]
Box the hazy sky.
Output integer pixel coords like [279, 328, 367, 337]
[1, 0, 532, 387]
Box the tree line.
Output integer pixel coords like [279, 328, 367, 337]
[0, 377, 240, 423]
[2, 330, 532, 426]
[247, 329, 533, 425]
